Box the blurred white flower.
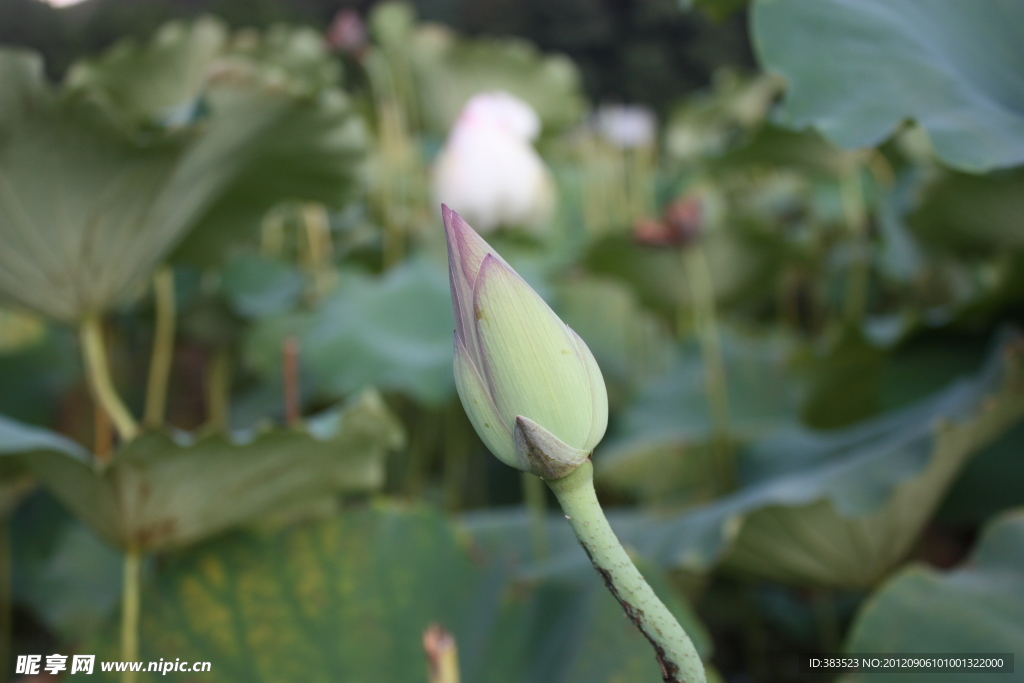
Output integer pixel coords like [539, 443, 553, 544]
[595, 104, 657, 149]
[432, 91, 555, 233]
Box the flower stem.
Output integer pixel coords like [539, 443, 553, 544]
[80, 314, 138, 443]
[282, 336, 301, 427]
[121, 546, 142, 683]
[546, 461, 706, 683]
[681, 247, 734, 491]
[143, 267, 176, 430]
[840, 166, 869, 324]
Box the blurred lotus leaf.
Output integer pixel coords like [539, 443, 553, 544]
[587, 231, 778, 318]
[939, 422, 1024, 525]
[555, 276, 673, 394]
[411, 25, 586, 135]
[710, 126, 856, 178]
[0, 390, 403, 552]
[0, 20, 365, 323]
[13, 509, 123, 640]
[596, 330, 803, 500]
[664, 71, 783, 163]
[753, 0, 1024, 172]
[367, 3, 586, 135]
[604, 334, 1024, 588]
[220, 252, 306, 318]
[245, 259, 455, 405]
[89, 505, 709, 683]
[909, 167, 1024, 253]
[842, 509, 1024, 683]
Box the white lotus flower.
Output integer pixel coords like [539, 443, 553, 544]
[432, 91, 555, 233]
[595, 104, 656, 149]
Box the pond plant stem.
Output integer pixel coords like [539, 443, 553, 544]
[143, 266, 176, 430]
[840, 165, 869, 324]
[205, 348, 231, 432]
[80, 314, 138, 443]
[681, 246, 734, 491]
[546, 461, 706, 683]
[121, 546, 141, 683]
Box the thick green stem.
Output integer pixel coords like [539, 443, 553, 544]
[121, 547, 142, 683]
[681, 247, 734, 490]
[80, 314, 138, 443]
[521, 472, 549, 560]
[143, 267, 176, 430]
[547, 462, 706, 683]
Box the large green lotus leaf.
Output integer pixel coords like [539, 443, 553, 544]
[908, 167, 1024, 253]
[87, 505, 709, 683]
[64, 18, 227, 125]
[0, 390, 403, 552]
[938, 421, 1024, 525]
[752, 0, 1024, 172]
[0, 26, 364, 322]
[245, 259, 455, 405]
[493, 336, 1024, 588]
[596, 330, 804, 500]
[841, 509, 1024, 683]
[409, 22, 586, 135]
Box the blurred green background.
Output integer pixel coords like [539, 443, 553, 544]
[2, 0, 1024, 681]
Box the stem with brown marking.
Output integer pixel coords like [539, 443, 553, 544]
[546, 461, 706, 683]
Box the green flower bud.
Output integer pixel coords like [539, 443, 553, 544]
[443, 205, 608, 478]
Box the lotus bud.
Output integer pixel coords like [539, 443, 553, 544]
[443, 205, 607, 479]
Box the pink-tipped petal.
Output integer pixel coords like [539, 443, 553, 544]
[442, 205, 514, 365]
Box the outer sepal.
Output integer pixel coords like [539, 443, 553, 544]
[514, 415, 590, 479]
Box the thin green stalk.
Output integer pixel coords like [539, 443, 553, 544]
[143, 267, 176, 430]
[681, 247, 734, 490]
[521, 472, 549, 560]
[121, 546, 142, 683]
[840, 166, 869, 324]
[547, 462, 706, 683]
[80, 314, 138, 443]
[206, 348, 231, 432]
[282, 337, 300, 428]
